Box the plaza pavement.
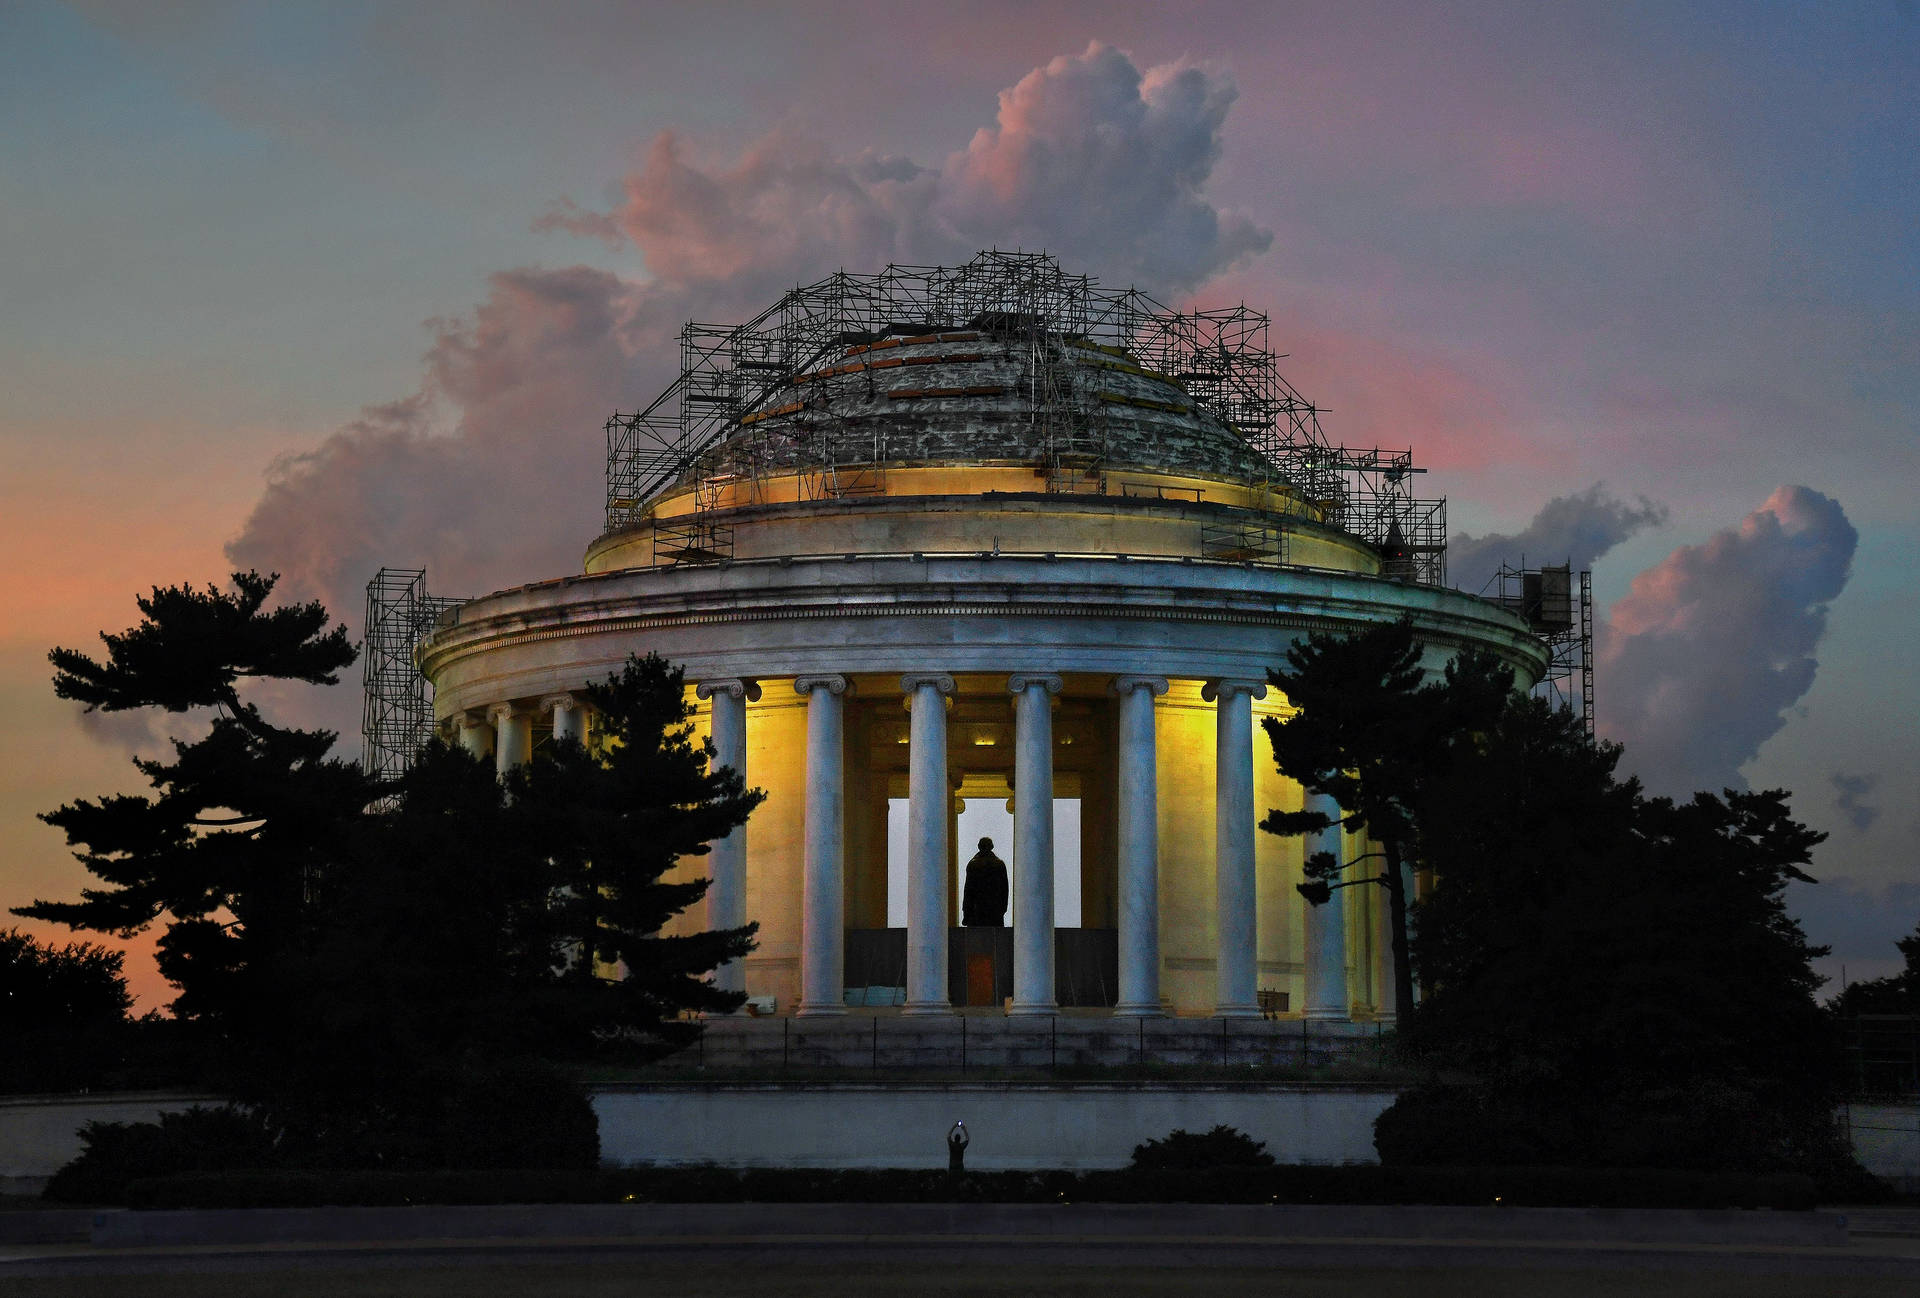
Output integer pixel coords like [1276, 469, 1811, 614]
[4, 1203, 1920, 1295]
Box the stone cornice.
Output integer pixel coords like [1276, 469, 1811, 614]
[420, 556, 1549, 685]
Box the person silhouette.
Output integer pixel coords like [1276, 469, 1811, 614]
[962, 837, 1009, 927]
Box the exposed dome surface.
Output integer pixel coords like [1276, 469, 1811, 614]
[679, 327, 1274, 489]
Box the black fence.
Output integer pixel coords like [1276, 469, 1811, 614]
[667, 1013, 1387, 1076]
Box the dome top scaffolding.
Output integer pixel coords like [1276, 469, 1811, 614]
[604, 251, 1446, 585]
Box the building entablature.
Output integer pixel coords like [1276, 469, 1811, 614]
[418, 551, 1546, 726]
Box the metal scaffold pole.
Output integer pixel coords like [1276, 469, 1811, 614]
[361, 567, 465, 797]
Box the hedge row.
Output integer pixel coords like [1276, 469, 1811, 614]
[124, 1163, 1819, 1212]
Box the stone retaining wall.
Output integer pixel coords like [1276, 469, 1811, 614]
[593, 1081, 1396, 1170]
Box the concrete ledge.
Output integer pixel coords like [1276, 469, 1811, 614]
[0, 1208, 93, 1245]
[90, 1202, 1851, 1250]
[0, 1092, 223, 1187]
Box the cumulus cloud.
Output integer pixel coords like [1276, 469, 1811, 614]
[229, 267, 647, 607]
[938, 45, 1271, 292]
[1831, 772, 1881, 832]
[1449, 484, 1668, 596]
[544, 42, 1269, 298]
[556, 132, 951, 305]
[225, 266, 657, 736]
[223, 43, 1270, 743]
[1597, 485, 1857, 796]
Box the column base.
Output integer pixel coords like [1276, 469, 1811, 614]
[1213, 1003, 1264, 1019]
[1111, 1002, 1165, 1018]
[795, 1003, 848, 1018]
[900, 1002, 955, 1017]
[1303, 1008, 1350, 1022]
[1006, 1002, 1059, 1017]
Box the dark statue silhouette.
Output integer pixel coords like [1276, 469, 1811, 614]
[961, 837, 1009, 927]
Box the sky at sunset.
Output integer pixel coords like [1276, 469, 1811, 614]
[4, 1, 1915, 1010]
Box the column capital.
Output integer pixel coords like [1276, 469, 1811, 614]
[1110, 674, 1170, 698]
[900, 672, 956, 696]
[458, 710, 493, 732]
[487, 701, 531, 726]
[1007, 672, 1064, 696]
[793, 674, 852, 697]
[697, 677, 762, 702]
[540, 692, 580, 714]
[1201, 678, 1268, 703]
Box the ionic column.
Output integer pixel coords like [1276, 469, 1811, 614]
[1303, 791, 1350, 1021]
[1203, 678, 1266, 1018]
[490, 703, 532, 776]
[697, 678, 760, 997]
[901, 673, 956, 1015]
[457, 712, 495, 762]
[794, 675, 851, 1017]
[545, 693, 588, 747]
[1007, 673, 1062, 1016]
[1110, 675, 1168, 1017]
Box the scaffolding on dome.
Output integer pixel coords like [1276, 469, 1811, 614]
[605, 249, 1448, 582]
[362, 567, 465, 797]
[1486, 562, 1595, 739]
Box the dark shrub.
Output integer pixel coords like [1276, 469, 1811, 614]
[1375, 1082, 1877, 1198]
[436, 1059, 599, 1170]
[1131, 1124, 1274, 1171]
[256, 1056, 601, 1171]
[43, 1106, 277, 1204]
[1373, 1086, 1561, 1167]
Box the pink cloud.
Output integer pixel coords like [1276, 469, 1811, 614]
[1598, 485, 1857, 795]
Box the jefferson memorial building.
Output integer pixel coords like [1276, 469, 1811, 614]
[396, 252, 1547, 1025]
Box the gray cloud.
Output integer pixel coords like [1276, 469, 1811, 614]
[1831, 771, 1881, 832]
[74, 702, 172, 755]
[225, 267, 658, 737]
[1449, 484, 1668, 596]
[1598, 485, 1857, 796]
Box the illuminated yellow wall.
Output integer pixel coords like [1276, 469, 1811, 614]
[585, 471, 1377, 577]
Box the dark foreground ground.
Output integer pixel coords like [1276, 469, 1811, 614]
[6, 1205, 1920, 1296]
[6, 1248, 1920, 1298]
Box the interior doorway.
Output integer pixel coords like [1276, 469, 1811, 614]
[885, 797, 1081, 928]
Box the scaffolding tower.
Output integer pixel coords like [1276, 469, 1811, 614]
[362, 568, 465, 793]
[604, 250, 1448, 583]
[1486, 563, 1595, 739]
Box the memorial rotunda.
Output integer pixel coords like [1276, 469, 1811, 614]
[407, 252, 1547, 1022]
